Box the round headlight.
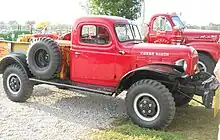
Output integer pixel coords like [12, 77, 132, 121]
[174, 59, 187, 71]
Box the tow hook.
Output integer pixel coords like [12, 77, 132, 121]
[202, 75, 219, 108]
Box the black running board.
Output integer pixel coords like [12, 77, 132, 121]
[29, 78, 113, 95]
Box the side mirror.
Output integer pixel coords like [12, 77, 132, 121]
[173, 25, 181, 30]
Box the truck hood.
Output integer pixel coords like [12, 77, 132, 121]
[130, 43, 194, 60]
[183, 29, 220, 42]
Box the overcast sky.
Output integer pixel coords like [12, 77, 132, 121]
[145, 0, 219, 26]
[0, 0, 218, 25]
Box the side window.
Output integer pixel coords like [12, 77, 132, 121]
[153, 16, 172, 31]
[153, 17, 161, 31]
[164, 18, 172, 31]
[97, 26, 110, 45]
[81, 25, 96, 44]
[80, 25, 110, 45]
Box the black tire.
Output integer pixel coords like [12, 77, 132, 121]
[27, 37, 61, 80]
[198, 53, 216, 74]
[3, 64, 33, 102]
[125, 79, 176, 130]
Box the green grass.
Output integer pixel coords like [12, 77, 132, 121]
[90, 96, 220, 140]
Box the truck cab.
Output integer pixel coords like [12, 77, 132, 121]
[68, 16, 198, 86]
[146, 13, 184, 45]
[145, 13, 220, 73]
[0, 15, 216, 130]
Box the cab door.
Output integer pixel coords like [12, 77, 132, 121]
[70, 23, 117, 87]
[148, 16, 173, 44]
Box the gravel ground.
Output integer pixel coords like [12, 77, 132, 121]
[0, 75, 127, 140]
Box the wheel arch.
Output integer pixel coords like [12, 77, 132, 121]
[0, 53, 32, 77]
[197, 50, 216, 63]
[187, 42, 218, 62]
[116, 64, 186, 94]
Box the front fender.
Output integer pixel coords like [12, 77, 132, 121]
[116, 63, 187, 92]
[0, 53, 32, 77]
[187, 42, 220, 61]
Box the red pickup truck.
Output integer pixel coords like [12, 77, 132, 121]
[144, 13, 220, 74]
[0, 15, 216, 130]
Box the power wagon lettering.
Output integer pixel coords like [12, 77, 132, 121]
[140, 52, 170, 56]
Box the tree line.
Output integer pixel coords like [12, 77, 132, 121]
[0, 20, 71, 33]
[185, 22, 220, 30]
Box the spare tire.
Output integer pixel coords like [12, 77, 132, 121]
[27, 37, 61, 80]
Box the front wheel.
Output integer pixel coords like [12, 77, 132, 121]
[3, 64, 33, 102]
[198, 53, 215, 74]
[125, 79, 176, 130]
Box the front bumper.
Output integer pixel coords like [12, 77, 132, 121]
[178, 72, 218, 108]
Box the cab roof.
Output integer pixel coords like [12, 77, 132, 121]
[75, 15, 135, 25]
[151, 13, 178, 17]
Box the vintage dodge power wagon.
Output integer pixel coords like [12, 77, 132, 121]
[0, 15, 216, 129]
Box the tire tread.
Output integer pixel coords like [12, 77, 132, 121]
[3, 64, 33, 102]
[125, 79, 175, 130]
[27, 37, 61, 79]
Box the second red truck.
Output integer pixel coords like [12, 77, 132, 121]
[144, 13, 220, 74]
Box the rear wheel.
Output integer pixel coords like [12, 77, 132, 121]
[125, 79, 175, 130]
[3, 64, 33, 102]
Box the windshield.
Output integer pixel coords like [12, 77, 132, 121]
[115, 23, 142, 42]
[171, 16, 185, 29]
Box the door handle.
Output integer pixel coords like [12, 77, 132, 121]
[75, 52, 80, 55]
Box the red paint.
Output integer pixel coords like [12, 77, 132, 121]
[67, 16, 198, 87]
[33, 33, 58, 40]
[62, 33, 71, 40]
[145, 13, 220, 62]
